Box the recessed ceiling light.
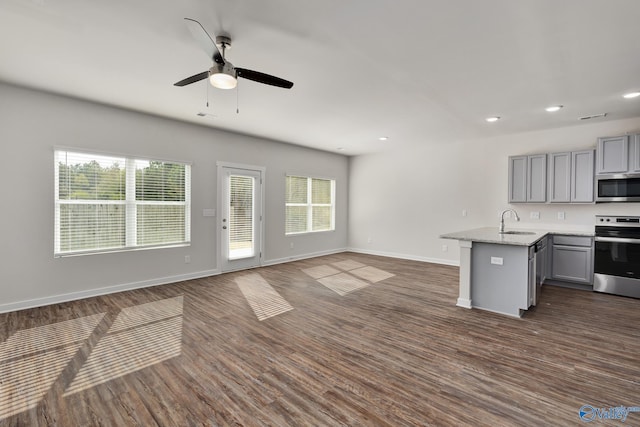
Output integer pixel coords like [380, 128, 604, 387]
[378, 136, 389, 141]
[485, 116, 500, 123]
[545, 105, 563, 112]
[623, 92, 640, 99]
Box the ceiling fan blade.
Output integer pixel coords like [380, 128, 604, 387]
[235, 68, 294, 89]
[174, 71, 209, 87]
[184, 18, 225, 65]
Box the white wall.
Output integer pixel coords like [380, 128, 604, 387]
[348, 116, 640, 265]
[0, 83, 348, 312]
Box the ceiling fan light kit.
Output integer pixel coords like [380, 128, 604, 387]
[175, 18, 293, 91]
[209, 63, 237, 89]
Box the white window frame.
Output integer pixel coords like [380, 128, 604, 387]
[54, 149, 191, 257]
[285, 175, 335, 235]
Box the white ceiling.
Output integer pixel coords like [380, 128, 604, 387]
[1, 0, 639, 155]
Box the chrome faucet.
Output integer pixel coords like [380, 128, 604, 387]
[499, 209, 520, 233]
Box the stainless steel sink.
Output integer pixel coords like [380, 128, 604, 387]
[500, 231, 536, 235]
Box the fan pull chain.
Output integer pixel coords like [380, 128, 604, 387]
[206, 80, 210, 107]
[236, 80, 240, 114]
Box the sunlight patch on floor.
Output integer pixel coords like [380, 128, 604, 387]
[0, 314, 105, 361]
[331, 260, 366, 271]
[317, 273, 371, 296]
[0, 314, 105, 420]
[64, 296, 184, 396]
[350, 266, 395, 283]
[301, 265, 341, 279]
[303, 259, 395, 296]
[236, 273, 294, 321]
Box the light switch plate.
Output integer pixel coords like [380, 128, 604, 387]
[491, 256, 504, 265]
[530, 211, 540, 220]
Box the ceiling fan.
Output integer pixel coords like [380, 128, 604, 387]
[174, 18, 294, 90]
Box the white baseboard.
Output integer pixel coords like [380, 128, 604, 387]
[263, 247, 348, 267]
[472, 306, 524, 319]
[0, 269, 220, 314]
[347, 247, 460, 267]
[1, 247, 456, 314]
[456, 298, 472, 309]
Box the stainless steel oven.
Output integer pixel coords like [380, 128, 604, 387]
[594, 215, 640, 298]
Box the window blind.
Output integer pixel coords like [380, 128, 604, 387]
[54, 150, 190, 256]
[229, 175, 255, 259]
[285, 175, 335, 235]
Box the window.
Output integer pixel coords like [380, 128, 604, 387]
[54, 150, 191, 256]
[285, 175, 335, 234]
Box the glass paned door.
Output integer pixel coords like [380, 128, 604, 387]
[229, 175, 254, 260]
[220, 166, 263, 272]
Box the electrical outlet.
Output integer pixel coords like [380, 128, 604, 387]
[290, 242, 294, 249]
[367, 237, 372, 244]
[462, 209, 468, 217]
[442, 244, 448, 252]
[184, 255, 191, 264]
[530, 211, 540, 220]
[558, 211, 565, 220]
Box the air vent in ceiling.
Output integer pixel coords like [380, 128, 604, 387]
[197, 112, 217, 118]
[579, 113, 607, 121]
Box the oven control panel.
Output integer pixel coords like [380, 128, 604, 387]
[596, 215, 640, 226]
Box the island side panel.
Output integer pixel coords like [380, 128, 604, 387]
[471, 243, 530, 317]
[457, 240, 473, 308]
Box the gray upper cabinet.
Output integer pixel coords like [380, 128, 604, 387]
[527, 154, 547, 202]
[571, 150, 595, 202]
[596, 135, 629, 174]
[509, 154, 546, 203]
[548, 152, 571, 202]
[548, 150, 594, 203]
[508, 156, 527, 203]
[633, 134, 640, 173]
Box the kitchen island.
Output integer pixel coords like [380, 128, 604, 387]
[441, 227, 546, 317]
[442, 227, 595, 317]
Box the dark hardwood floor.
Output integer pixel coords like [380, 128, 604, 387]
[1, 252, 639, 426]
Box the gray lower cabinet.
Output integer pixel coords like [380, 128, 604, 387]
[548, 150, 594, 203]
[550, 235, 593, 284]
[509, 154, 546, 203]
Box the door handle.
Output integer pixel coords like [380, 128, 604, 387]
[222, 226, 227, 229]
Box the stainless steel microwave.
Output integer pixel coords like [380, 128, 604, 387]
[596, 174, 640, 202]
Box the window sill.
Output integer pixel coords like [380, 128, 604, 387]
[54, 242, 191, 258]
[285, 229, 335, 237]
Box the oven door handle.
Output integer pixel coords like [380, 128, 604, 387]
[595, 236, 640, 244]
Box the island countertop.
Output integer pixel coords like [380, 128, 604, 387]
[440, 227, 594, 246]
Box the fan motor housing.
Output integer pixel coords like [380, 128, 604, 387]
[216, 35, 232, 49]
